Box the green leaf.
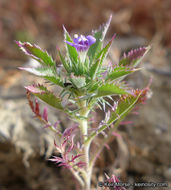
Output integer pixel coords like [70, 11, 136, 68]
[19, 67, 53, 76]
[95, 83, 128, 97]
[85, 92, 142, 145]
[89, 59, 101, 80]
[44, 76, 63, 87]
[25, 85, 64, 110]
[107, 93, 141, 125]
[89, 36, 115, 80]
[70, 74, 86, 89]
[63, 26, 78, 64]
[88, 15, 112, 63]
[58, 51, 70, 73]
[19, 67, 63, 87]
[16, 41, 56, 67]
[105, 67, 139, 81]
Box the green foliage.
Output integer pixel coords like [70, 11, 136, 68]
[19, 67, 63, 87]
[25, 85, 64, 110]
[17, 16, 151, 189]
[16, 41, 56, 67]
[70, 75, 86, 89]
[95, 83, 129, 97]
[88, 15, 112, 64]
[58, 51, 70, 73]
[85, 92, 142, 144]
[105, 67, 139, 81]
[63, 26, 78, 64]
[16, 16, 150, 118]
[107, 93, 141, 125]
[89, 36, 114, 80]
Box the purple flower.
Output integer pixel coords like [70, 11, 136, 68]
[65, 34, 96, 52]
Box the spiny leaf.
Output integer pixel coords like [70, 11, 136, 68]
[85, 92, 142, 145]
[89, 59, 101, 80]
[105, 67, 140, 81]
[58, 51, 70, 73]
[63, 26, 78, 64]
[70, 74, 86, 88]
[95, 34, 116, 61]
[95, 83, 129, 97]
[44, 76, 63, 87]
[19, 67, 54, 76]
[16, 41, 56, 67]
[119, 46, 150, 67]
[88, 15, 112, 63]
[107, 93, 142, 125]
[89, 35, 115, 80]
[25, 84, 64, 110]
[19, 67, 63, 87]
[26, 91, 58, 133]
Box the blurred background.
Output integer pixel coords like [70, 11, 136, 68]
[0, 0, 171, 189]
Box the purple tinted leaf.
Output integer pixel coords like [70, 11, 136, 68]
[49, 156, 64, 163]
[26, 84, 64, 110]
[75, 161, 86, 168]
[62, 139, 68, 151]
[71, 154, 83, 162]
[58, 163, 72, 169]
[120, 46, 150, 67]
[35, 99, 40, 116]
[43, 107, 48, 121]
[66, 135, 75, 153]
[16, 41, 56, 67]
[53, 121, 60, 129]
[125, 47, 146, 62]
[62, 125, 78, 139]
[54, 140, 61, 153]
[25, 85, 45, 94]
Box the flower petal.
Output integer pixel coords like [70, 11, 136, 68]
[86, 35, 96, 46]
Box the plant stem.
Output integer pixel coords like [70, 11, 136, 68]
[79, 100, 91, 190]
[69, 167, 85, 188]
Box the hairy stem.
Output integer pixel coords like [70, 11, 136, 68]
[69, 167, 85, 188]
[79, 100, 91, 190]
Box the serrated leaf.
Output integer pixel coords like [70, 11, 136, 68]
[44, 76, 63, 87]
[88, 15, 112, 63]
[89, 59, 101, 79]
[19, 67, 63, 87]
[133, 46, 150, 67]
[25, 85, 64, 110]
[16, 41, 56, 67]
[119, 46, 150, 67]
[58, 51, 70, 73]
[63, 26, 78, 64]
[107, 93, 142, 125]
[89, 35, 115, 80]
[70, 74, 86, 88]
[95, 83, 128, 97]
[19, 67, 54, 76]
[105, 67, 138, 81]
